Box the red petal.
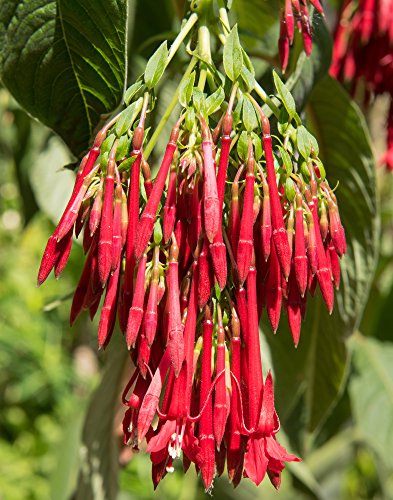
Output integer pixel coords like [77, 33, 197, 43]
[244, 437, 268, 486]
[265, 435, 301, 463]
[258, 371, 276, 434]
[146, 420, 176, 453]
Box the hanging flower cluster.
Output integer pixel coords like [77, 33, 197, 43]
[330, 0, 393, 170]
[279, 0, 324, 72]
[38, 4, 345, 493]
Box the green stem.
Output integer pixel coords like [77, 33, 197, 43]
[167, 12, 198, 65]
[143, 57, 198, 160]
[197, 24, 211, 91]
[218, 2, 230, 33]
[253, 84, 280, 118]
[218, 5, 280, 118]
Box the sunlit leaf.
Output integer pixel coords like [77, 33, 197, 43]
[0, 0, 128, 156]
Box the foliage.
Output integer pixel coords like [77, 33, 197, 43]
[0, 1, 392, 499]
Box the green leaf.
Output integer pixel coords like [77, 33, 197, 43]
[144, 41, 168, 90]
[185, 106, 196, 131]
[287, 12, 332, 112]
[240, 66, 256, 93]
[223, 25, 243, 82]
[242, 97, 259, 132]
[350, 335, 393, 470]
[277, 145, 292, 174]
[266, 76, 379, 435]
[118, 155, 135, 173]
[179, 71, 196, 108]
[115, 134, 131, 161]
[0, 0, 128, 157]
[192, 88, 204, 114]
[76, 334, 128, 500]
[9, 109, 39, 225]
[237, 131, 249, 162]
[232, 94, 244, 127]
[30, 136, 75, 224]
[285, 177, 296, 201]
[204, 87, 225, 117]
[154, 220, 163, 245]
[233, 0, 280, 57]
[297, 125, 312, 159]
[123, 80, 144, 106]
[250, 131, 262, 160]
[115, 97, 143, 138]
[101, 133, 116, 155]
[273, 70, 296, 120]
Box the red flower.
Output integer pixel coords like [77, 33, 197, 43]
[244, 373, 300, 487]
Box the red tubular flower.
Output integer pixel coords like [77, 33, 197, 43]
[279, 11, 290, 73]
[198, 306, 215, 491]
[144, 247, 160, 347]
[331, 0, 393, 171]
[200, 117, 220, 243]
[287, 263, 302, 346]
[237, 140, 256, 284]
[266, 243, 283, 333]
[89, 179, 103, 237]
[198, 237, 213, 310]
[279, 0, 324, 70]
[97, 265, 120, 349]
[54, 228, 73, 279]
[135, 118, 182, 261]
[163, 164, 177, 244]
[167, 238, 185, 377]
[244, 372, 301, 487]
[259, 112, 291, 280]
[229, 165, 245, 260]
[126, 253, 148, 349]
[294, 193, 308, 296]
[310, 197, 335, 314]
[111, 183, 124, 272]
[213, 305, 230, 449]
[226, 309, 245, 483]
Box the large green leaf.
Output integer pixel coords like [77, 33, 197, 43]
[350, 335, 393, 470]
[234, 0, 280, 56]
[266, 76, 379, 436]
[286, 12, 332, 112]
[0, 0, 128, 156]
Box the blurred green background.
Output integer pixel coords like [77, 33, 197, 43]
[1, 1, 393, 499]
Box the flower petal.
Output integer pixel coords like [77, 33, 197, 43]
[244, 437, 268, 486]
[265, 435, 301, 463]
[146, 420, 176, 453]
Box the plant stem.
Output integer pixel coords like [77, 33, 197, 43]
[168, 12, 199, 65]
[218, 5, 280, 118]
[144, 57, 198, 160]
[197, 24, 212, 91]
[218, 2, 230, 33]
[253, 85, 280, 118]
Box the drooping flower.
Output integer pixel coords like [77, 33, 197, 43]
[37, 5, 346, 492]
[331, 0, 393, 171]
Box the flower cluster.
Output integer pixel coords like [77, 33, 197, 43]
[330, 0, 393, 170]
[38, 6, 346, 493]
[279, 0, 324, 72]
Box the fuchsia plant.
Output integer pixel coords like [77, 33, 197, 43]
[331, 0, 393, 171]
[279, 0, 324, 72]
[37, 0, 347, 492]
